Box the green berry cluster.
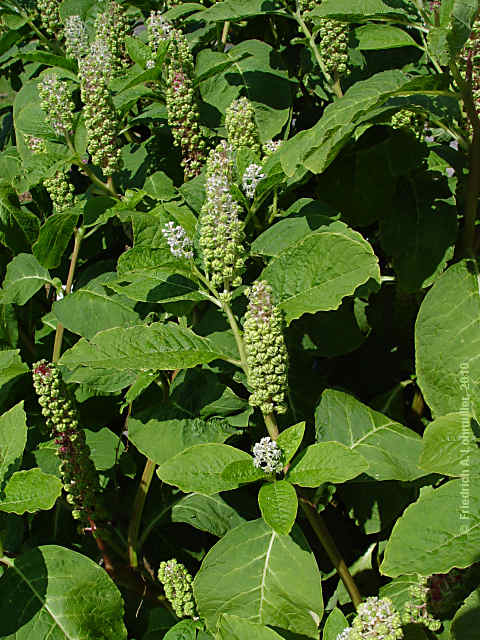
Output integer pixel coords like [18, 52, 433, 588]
[165, 27, 206, 178]
[158, 559, 196, 618]
[79, 40, 121, 176]
[403, 576, 441, 631]
[225, 97, 260, 153]
[391, 109, 425, 139]
[36, 0, 62, 36]
[318, 18, 350, 77]
[32, 361, 101, 526]
[337, 597, 403, 640]
[94, 1, 129, 73]
[38, 73, 75, 137]
[44, 170, 75, 212]
[64, 15, 89, 60]
[296, 0, 316, 21]
[243, 281, 288, 415]
[198, 142, 245, 297]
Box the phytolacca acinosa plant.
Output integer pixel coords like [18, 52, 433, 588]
[64, 15, 89, 60]
[94, 0, 129, 73]
[78, 40, 122, 176]
[225, 97, 261, 154]
[337, 597, 404, 640]
[43, 170, 75, 212]
[243, 281, 288, 416]
[157, 559, 196, 618]
[36, 0, 62, 37]
[38, 72, 75, 138]
[32, 361, 101, 528]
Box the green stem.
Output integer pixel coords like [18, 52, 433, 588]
[221, 21, 230, 50]
[52, 226, 84, 362]
[65, 133, 119, 198]
[222, 301, 248, 376]
[263, 412, 280, 440]
[127, 458, 157, 569]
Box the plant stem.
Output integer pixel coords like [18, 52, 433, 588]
[65, 133, 119, 198]
[222, 301, 249, 375]
[263, 412, 280, 440]
[52, 226, 84, 362]
[299, 495, 362, 610]
[221, 21, 230, 49]
[128, 458, 157, 569]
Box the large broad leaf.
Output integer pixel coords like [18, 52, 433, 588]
[322, 608, 349, 640]
[59, 323, 230, 374]
[419, 413, 480, 477]
[194, 519, 322, 637]
[451, 588, 480, 640]
[311, 0, 414, 21]
[258, 480, 298, 535]
[107, 269, 207, 304]
[416, 260, 480, 419]
[217, 615, 285, 640]
[0, 402, 27, 491]
[0, 253, 53, 305]
[354, 24, 420, 50]
[287, 442, 369, 487]
[0, 545, 127, 639]
[381, 478, 480, 577]
[200, 0, 287, 22]
[262, 227, 380, 324]
[444, 0, 479, 58]
[198, 39, 294, 141]
[0, 184, 40, 253]
[0, 350, 28, 389]
[171, 493, 246, 537]
[315, 389, 424, 481]
[157, 444, 252, 495]
[0, 468, 62, 514]
[52, 289, 140, 339]
[33, 210, 80, 269]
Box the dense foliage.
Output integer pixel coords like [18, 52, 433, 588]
[0, 0, 479, 638]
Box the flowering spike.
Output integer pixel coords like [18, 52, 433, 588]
[94, 0, 129, 73]
[79, 40, 121, 176]
[242, 163, 265, 199]
[64, 16, 89, 60]
[38, 73, 75, 137]
[318, 18, 350, 77]
[253, 437, 283, 473]
[25, 135, 46, 154]
[37, 0, 62, 36]
[32, 361, 101, 527]
[342, 597, 403, 640]
[225, 97, 260, 153]
[44, 170, 75, 212]
[158, 559, 196, 618]
[198, 142, 245, 298]
[243, 281, 288, 415]
[146, 10, 173, 66]
[162, 221, 193, 259]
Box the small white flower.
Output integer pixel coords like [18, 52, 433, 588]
[242, 163, 265, 199]
[253, 436, 283, 473]
[262, 139, 282, 155]
[162, 221, 193, 259]
[56, 284, 68, 301]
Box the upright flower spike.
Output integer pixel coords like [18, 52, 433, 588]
[346, 597, 403, 640]
[37, 0, 62, 36]
[64, 15, 89, 60]
[403, 575, 442, 631]
[32, 361, 101, 527]
[318, 18, 350, 77]
[198, 142, 245, 298]
[253, 437, 283, 473]
[243, 281, 288, 415]
[38, 73, 75, 138]
[94, 0, 129, 73]
[44, 170, 75, 212]
[158, 559, 196, 618]
[165, 28, 206, 179]
[225, 97, 260, 153]
[242, 163, 265, 199]
[79, 40, 121, 176]
[146, 10, 173, 67]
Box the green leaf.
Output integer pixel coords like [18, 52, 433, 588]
[416, 260, 480, 419]
[217, 615, 285, 640]
[60, 323, 230, 374]
[381, 478, 480, 577]
[18, 52, 76, 73]
[125, 35, 153, 69]
[354, 24, 420, 50]
[59, 0, 96, 20]
[194, 518, 323, 638]
[311, 0, 414, 21]
[222, 459, 266, 484]
[276, 422, 305, 464]
[52, 289, 140, 339]
[0, 351, 28, 389]
[32, 210, 80, 269]
[322, 607, 349, 640]
[128, 415, 235, 466]
[0, 544, 127, 638]
[0, 402, 27, 490]
[0, 184, 40, 252]
[0, 253, 53, 305]
[419, 414, 480, 477]
[445, 0, 479, 58]
[315, 389, 425, 481]
[108, 269, 206, 305]
[85, 428, 124, 471]
[157, 443, 253, 495]
[287, 443, 368, 487]
[143, 171, 177, 201]
[163, 619, 197, 640]
[262, 227, 380, 324]
[258, 480, 298, 535]
[171, 493, 246, 537]
[0, 468, 62, 514]
[451, 588, 480, 640]
[200, 0, 287, 22]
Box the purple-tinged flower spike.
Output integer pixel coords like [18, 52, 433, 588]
[146, 10, 172, 67]
[79, 40, 121, 176]
[158, 559, 196, 618]
[44, 170, 75, 212]
[242, 163, 265, 199]
[198, 143, 245, 299]
[32, 361, 101, 528]
[64, 15, 89, 60]
[162, 221, 194, 259]
[225, 97, 260, 153]
[253, 437, 283, 473]
[347, 597, 403, 640]
[38, 73, 75, 138]
[243, 281, 288, 415]
[94, 0, 129, 73]
[37, 0, 62, 37]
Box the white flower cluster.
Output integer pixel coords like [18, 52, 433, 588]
[253, 437, 283, 473]
[336, 629, 352, 640]
[242, 163, 265, 199]
[64, 15, 89, 59]
[336, 597, 403, 640]
[162, 221, 193, 259]
[38, 73, 74, 137]
[262, 139, 282, 156]
[146, 10, 172, 67]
